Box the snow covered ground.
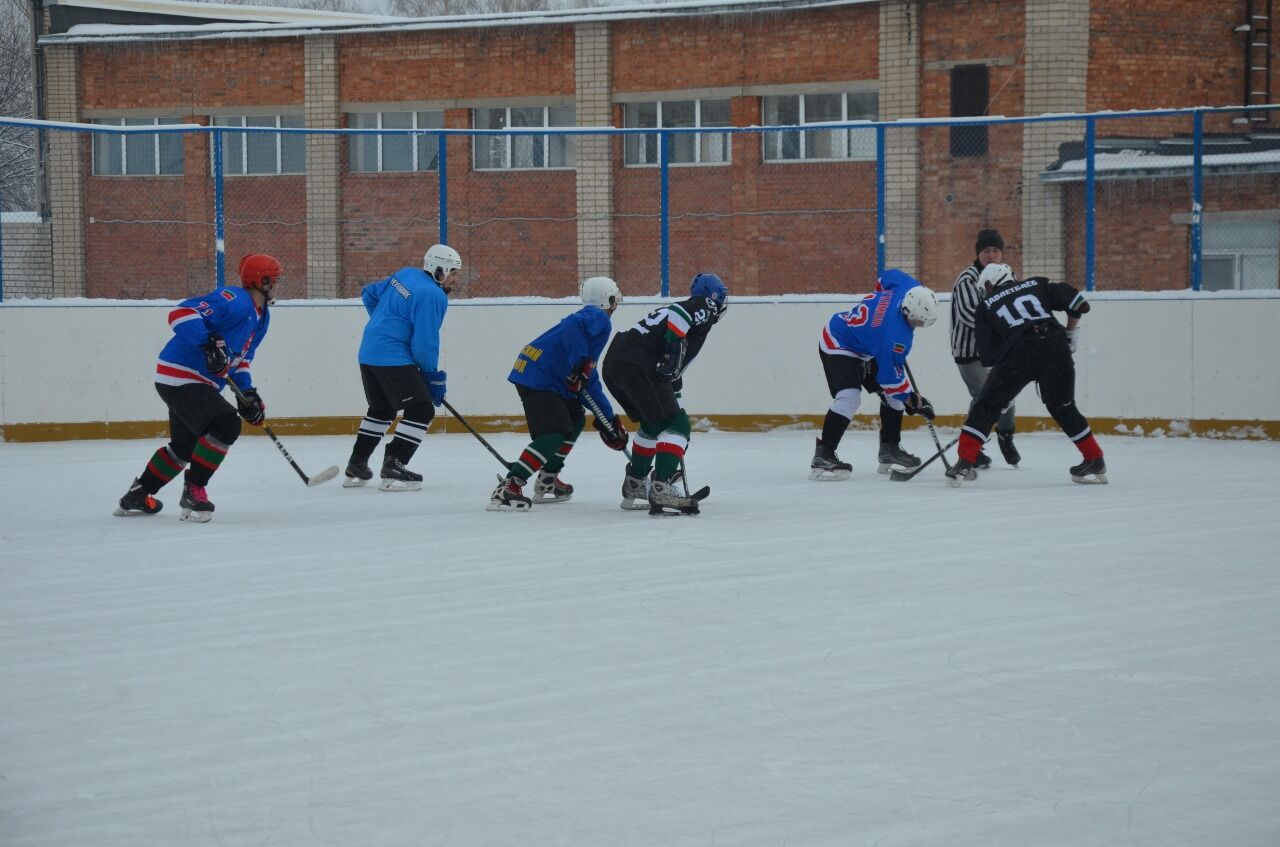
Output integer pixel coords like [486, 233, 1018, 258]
[1, 429, 1277, 847]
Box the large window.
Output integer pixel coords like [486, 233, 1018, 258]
[91, 118, 183, 176]
[349, 111, 444, 173]
[762, 92, 877, 162]
[1202, 220, 1280, 290]
[473, 106, 575, 170]
[622, 99, 731, 166]
[212, 115, 305, 175]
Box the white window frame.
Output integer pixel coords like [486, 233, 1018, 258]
[472, 105, 575, 172]
[761, 91, 878, 163]
[212, 114, 305, 176]
[622, 99, 733, 168]
[1202, 219, 1280, 291]
[348, 110, 444, 173]
[91, 117, 183, 176]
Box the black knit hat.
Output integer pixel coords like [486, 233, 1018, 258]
[975, 229, 1004, 256]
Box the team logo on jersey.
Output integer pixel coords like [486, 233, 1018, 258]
[220, 289, 236, 301]
[892, 343, 905, 354]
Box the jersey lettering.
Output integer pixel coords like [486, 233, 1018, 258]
[632, 308, 668, 335]
[995, 294, 1052, 328]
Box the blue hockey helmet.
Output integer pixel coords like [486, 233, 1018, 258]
[691, 272, 729, 319]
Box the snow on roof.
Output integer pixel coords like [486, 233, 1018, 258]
[45, 0, 400, 26]
[1043, 143, 1280, 182]
[43, 0, 878, 44]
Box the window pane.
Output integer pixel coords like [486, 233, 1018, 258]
[805, 94, 842, 124]
[415, 111, 442, 171]
[848, 91, 878, 121]
[1204, 220, 1279, 251]
[510, 106, 543, 128]
[349, 113, 378, 172]
[380, 111, 413, 172]
[93, 121, 123, 175]
[212, 117, 244, 175]
[279, 114, 304, 174]
[1201, 256, 1236, 291]
[624, 103, 658, 166]
[124, 118, 157, 175]
[662, 100, 696, 128]
[512, 133, 544, 168]
[700, 99, 731, 127]
[806, 127, 844, 159]
[547, 105, 574, 127]
[245, 115, 277, 174]
[546, 105, 574, 168]
[475, 108, 506, 131]
[764, 95, 800, 126]
[1241, 254, 1279, 290]
[473, 109, 506, 169]
[848, 127, 876, 160]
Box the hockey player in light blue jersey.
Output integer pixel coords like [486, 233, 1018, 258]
[810, 269, 939, 480]
[344, 244, 460, 491]
[489, 277, 629, 511]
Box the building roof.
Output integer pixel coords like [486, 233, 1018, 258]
[40, 0, 878, 44]
[1042, 131, 1280, 182]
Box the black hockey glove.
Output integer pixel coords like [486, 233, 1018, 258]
[905, 393, 935, 421]
[566, 359, 594, 395]
[593, 415, 629, 452]
[237, 387, 266, 426]
[203, 334, 231, 377]
[656, 340, 684, 382]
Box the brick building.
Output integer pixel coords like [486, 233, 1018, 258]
[32, 0, 1280, 298]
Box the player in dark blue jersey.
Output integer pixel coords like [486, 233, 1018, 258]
[489, 277, 629, 511]
[810, 269, 939, 480]
[113, 253, 281, 522]
[343, 244, 460, 491]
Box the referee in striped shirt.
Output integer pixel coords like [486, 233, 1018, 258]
[950, 229, 1020, 467]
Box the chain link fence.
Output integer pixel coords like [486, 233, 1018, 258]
[2, 106, 1278, 302]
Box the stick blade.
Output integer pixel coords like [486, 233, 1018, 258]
[306, 465, 341, 487]
[889, 469, 915, 482]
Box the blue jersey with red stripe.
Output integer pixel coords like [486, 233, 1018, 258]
[819, 268, 921, 402]
[508, 305, 616, 419]
[155, 286, 268, 391]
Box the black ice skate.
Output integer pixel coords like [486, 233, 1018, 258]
[343, 457, 373, 488]
[378, 456, 423, 491]
[620, 464, 650, 510]
[179, 478, 215, 522]
[487, 475, 532, 512]
[532, 470, 573, 504]
[113, 479, 163, 517]
[1070, 457, 1108, 485]
[876, 443, 921, 475]
[810, 439, 853, 481]
[997, 431, 1020, 467]
[648, 478, 703, 516]
[945, 458, 979, 487]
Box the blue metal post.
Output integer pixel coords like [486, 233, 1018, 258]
[213, 129, 226, 288]
[875, 124, 886, 276]
[1084, 118, 1096, 292]
[1190, 111, 1204, 291]
[660, 131, 670, 297]
[438, 133, 448, 245]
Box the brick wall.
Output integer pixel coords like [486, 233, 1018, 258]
[1, 221, 53, 299]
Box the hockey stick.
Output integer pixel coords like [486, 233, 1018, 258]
[903, 362, 953, 473]
[890, 436, 958, 481]
[441, 399, 511, 469]
[223, 379, 339, 487]
[578, 388, 634, 462]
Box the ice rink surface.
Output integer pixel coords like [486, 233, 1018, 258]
[1, 429, 1277, 847]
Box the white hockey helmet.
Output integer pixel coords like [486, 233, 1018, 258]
[580, 276, 623, 310]
[900, 285, 939, 328]
[978, 262, 1014, 293]
[423, 243, 462, 283]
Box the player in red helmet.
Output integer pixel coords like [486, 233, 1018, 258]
[113, 254, 282, 522]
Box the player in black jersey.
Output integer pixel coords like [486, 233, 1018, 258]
[946, 263, 1106, 485]
[602, 273, 728, 514]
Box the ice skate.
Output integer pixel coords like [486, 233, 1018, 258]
[810, 439, 852, 481]
[974, 450, 993, 470]
[620, 464, 650, 510]
[876, 443, 921, 475]
[997, 431, 1020, 467]
[113, 479, 162, 517]
[532, 470, 573, 504]
[648, 478, 701, 516]
[343, 457, 373, 488]
[487, 475, 532, 511]
[178, 478, 214, 522]
[378, 456, 422, 491]
[945, 458, 978, 487]
[1070, 457, 1108, 484]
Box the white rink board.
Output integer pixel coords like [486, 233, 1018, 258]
[1, 293, 1279, 427]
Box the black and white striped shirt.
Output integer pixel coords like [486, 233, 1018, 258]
[949, 263, 983, 361]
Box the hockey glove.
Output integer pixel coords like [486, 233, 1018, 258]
[1066, 328, 1079, 354]
[237, 387, 266, 426]
[656, 340, 685, 382]
[593, 415, 629, 452]
[905, 393, 936, 421]
[203, 334, 231, 377]
[426, 370, 447, 407]
[566, 359, 594, 395]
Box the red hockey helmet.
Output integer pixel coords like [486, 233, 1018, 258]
[238, 254, 283, 301]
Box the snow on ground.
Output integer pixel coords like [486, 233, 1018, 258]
[1, 430, 1277, 847]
